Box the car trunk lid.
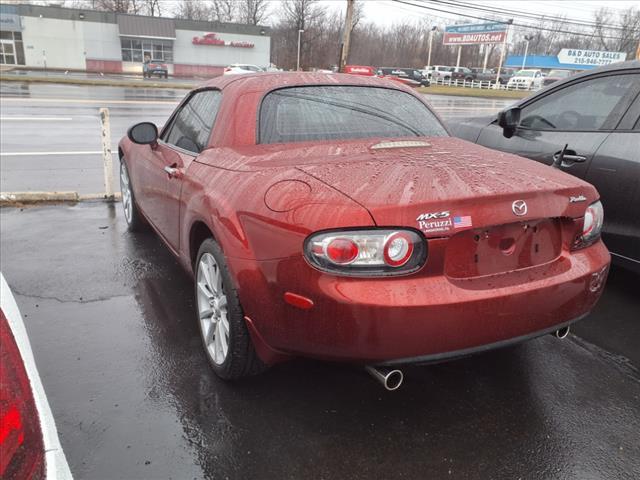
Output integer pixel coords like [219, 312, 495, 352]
[292, 137, 597, 276]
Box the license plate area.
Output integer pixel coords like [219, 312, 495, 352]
[444, 219, 562, 279]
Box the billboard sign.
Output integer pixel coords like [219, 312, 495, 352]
[0, 12, 22, 31]
[443, 22, 507, 45]
[557, 49, 627, 66]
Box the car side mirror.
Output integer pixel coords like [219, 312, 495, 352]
[128, 122, 158, 145]
[497, 107, 521, 138]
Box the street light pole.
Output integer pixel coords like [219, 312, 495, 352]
[522, 35, 534, 69]
[297, 29, 304, 71]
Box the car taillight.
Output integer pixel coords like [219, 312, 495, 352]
[304, 229, 427, 276]
[574, 200, 604, 249]
[0, 311, 45, 480]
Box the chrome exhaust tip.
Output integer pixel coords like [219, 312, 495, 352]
[554, 326, 570, 339]
[365, 366, 404, 391]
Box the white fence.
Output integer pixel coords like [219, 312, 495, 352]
[429, 76, 542, 92]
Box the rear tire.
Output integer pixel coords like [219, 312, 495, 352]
[195, 238, 267, 380]
[119, 161, 147, 232]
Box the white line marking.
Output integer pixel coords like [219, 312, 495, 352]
[0, 151, 115, 156]
[1, 117, 73, 121]
[0, 97, 179, 105]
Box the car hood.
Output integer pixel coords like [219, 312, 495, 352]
[200, 137, 598, 236]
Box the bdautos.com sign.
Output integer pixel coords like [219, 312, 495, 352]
[557, 49, 627, 66]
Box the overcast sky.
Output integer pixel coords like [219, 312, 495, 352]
[322, 0, 639, 27]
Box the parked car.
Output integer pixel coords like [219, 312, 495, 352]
[144, 59, 168, 79]
[343, 65, 377, 76]
[451, 60, 639, 272]
[424, 65, 453, 81]
[0, 273, 73, 479]
[451, 67, 474, 82]
[224, 64, 264, 75]
[118, 72, 610, 389]
[377, 67, 429, 86]
[543, 69, 573, 86]
[507, 69, 544, 89]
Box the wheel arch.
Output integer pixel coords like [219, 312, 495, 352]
[189, 220, 217, 268]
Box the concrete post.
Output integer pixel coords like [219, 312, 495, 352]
[99, 108, 114, 199]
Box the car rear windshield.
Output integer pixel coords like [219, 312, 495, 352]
[259, 86, 447, 144]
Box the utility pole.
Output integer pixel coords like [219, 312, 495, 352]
[427, 26, 437, 69]
[339, 0, 355, 72]
[297, 29, 304, 71]
[495, 19, 513, 87]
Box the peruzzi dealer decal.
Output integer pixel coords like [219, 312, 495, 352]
[416, 211, 473, 234]
[192, 33, 254, 48]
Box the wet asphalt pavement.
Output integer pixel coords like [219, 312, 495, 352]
[1, 203, 639, 480]
[0, 83, 514, 194]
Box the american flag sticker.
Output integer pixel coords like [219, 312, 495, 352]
[453, 216, 472, 228]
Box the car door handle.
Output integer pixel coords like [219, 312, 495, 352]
[552, 150, 587, 168]
[163, 165, 183, 179]
[559, 154, 587, 163]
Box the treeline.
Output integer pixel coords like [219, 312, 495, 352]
[60, 0, 640, 70]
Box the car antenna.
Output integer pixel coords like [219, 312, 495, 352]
[553, 144, 568, 169]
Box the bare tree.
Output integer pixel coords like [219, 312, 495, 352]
[93, 0, 137, 14]
[173, 0, 212, 21]
[594, 7, 640, 55]
[211, 0, 238, 23]
[239, 0, 269, 25]
[141, 0, 161, 17]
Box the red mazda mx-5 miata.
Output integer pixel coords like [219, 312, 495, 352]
[118, 72, 610, 389]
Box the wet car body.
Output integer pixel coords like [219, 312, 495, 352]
[377, 68, 429, 87]
[451, 61, 640, 272]
[144, 59, 168, 79]
[543, 69, 573, 86]
[118, 72, 609, 374]
[0, 274, 73, 479]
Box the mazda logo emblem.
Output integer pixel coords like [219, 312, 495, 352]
[512, 200, 528, 216]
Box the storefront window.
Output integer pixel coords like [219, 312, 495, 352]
[0, 31, 25, 65]
[120, 37, 173, 62]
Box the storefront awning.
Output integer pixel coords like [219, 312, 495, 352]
[117, 14, 175, 40]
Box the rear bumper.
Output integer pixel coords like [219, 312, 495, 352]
[378, 314, 584, 367]
[232, 240, 610, 364]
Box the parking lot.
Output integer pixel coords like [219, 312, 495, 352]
[0, 82, 513, 194]
[1, 82, 639, 479]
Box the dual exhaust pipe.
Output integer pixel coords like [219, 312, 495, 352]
[366, 325, 570, 391]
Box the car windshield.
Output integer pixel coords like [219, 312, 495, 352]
[514, 70, 536, 77]
[259, 86, 447, 144]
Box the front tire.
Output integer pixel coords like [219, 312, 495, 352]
[119, 161, 147, 231]
[195, 238, 266, 379]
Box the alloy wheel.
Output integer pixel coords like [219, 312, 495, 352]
[196, 253, 230, 365]
[120, 164, 133, 224]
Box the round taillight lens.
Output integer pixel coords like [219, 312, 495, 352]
[326, 238, 359, 264]
[583, 207, 595, 237]
[383, 232, 414, 267]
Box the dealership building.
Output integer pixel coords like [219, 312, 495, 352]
[0, 3, 271, 77]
